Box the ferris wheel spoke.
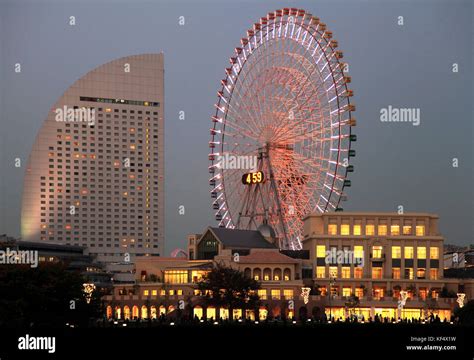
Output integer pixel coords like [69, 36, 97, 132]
[210, 8, 355, 248]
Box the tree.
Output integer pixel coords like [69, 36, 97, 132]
[345, 295, 360, 319]
[440, 286, 457, 298]
[454, 300, 474, 325]
[197, 262, 261, 320]
[0, 262, 101, 327]
[406, 284, 417, 297]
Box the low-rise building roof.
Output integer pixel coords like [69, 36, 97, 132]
[208, 227, 276, 249]
[238, 250, 299, 264]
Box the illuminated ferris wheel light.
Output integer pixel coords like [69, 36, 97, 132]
[208, 8, 356, 250]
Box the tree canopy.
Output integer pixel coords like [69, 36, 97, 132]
[0, 263, 102, 327]
[197, 262, 261, 319]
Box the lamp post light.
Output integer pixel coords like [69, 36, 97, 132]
[328, 276, 336, 323]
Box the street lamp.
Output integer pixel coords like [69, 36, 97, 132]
[328, 276, 336, 323]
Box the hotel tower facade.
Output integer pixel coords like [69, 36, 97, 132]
[21, 54, 165, 261]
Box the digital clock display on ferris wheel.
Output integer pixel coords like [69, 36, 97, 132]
[242, 171, 265, 185]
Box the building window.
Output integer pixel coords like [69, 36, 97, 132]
[365, 224, 375, 236]
[316, 245, 326, 258]
[329, 266, 338, 278]
[392, 268, 401, 279]
[430, 268, 438, 280]
[404, 246, 414, 259]
[164, 270, 188, 284]
[354, 245, 364, 259]
[341, 267, 351, 279]
[417, 268, 426, 279]
[152, 290, 157, 296]
[143, 290, 149, 296]
[377, 225, 387, 236]
[354, 267, 363, 279]
[372, 268, 383, 279]
[283, 289, 294, 300]
[316, 266, 326, 278]
[353, 224, 361, 236]
[392, 246, 401, 258]
[416, 225, 425, 236]
[328, 224, 337, 235]
[373, 288, 384, 299]
[355, 288, 364, 298]
[430, 247, 439, 259]
[258, 289, 267, 300]
[390, 225, 400, 236]
[271, 289, 280, 300]
[405, 268, 414, 279]
[372, 245, 382, 259]
[403, 225, 412, 235]
[417, 247, 426, 259]
[160, 289, 166, 296]
[341, 224, 350, 236]
[342, 287, 351, 297]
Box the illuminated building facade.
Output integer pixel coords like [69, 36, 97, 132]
[103, 213, 473, 322]
[302, 212, 467, 320]
[21, 54, 165, 261]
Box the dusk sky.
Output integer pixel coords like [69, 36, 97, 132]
[0, 0, 472, 253]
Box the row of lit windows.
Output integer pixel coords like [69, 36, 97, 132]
[253, 274, 290, 281]
[163, 271, 189, 284]
[143, 289, 183, 296]
[328, 224, 426, 236]
[316, 245, 439, 259]
[316, 266, 362, 279]
[256, 289, 294, 300]
[320, 287, 436, 299]
[80, 96, 160, 107]
[315, 266, 438, 280]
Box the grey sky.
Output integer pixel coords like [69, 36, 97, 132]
[1, 0, 472, 254]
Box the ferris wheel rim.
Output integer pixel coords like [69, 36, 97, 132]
[209, 8, 356, 248]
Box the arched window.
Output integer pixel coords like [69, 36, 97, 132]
[132, 305, 139, 319]
[273, 268, 282, 281]
[150, 306, 157, 319]
[141, 305, 148, 319]
[115, 306, 122, 319]
[283, 268, 291, 281]
[253, 268, 262, 281]
[106, 306, 113, 319]
[194, 306, 203, 320]
[206, 307, 216, 321]
[123, 305, 131, 320]
[244, 268, 252, 279]
[263, 268, 272, 281]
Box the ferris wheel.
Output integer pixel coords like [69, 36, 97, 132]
[209, 8, 356, 250]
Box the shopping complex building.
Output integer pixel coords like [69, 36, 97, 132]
[20, 54, 165, 262]
[103, 212, 473, 322]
